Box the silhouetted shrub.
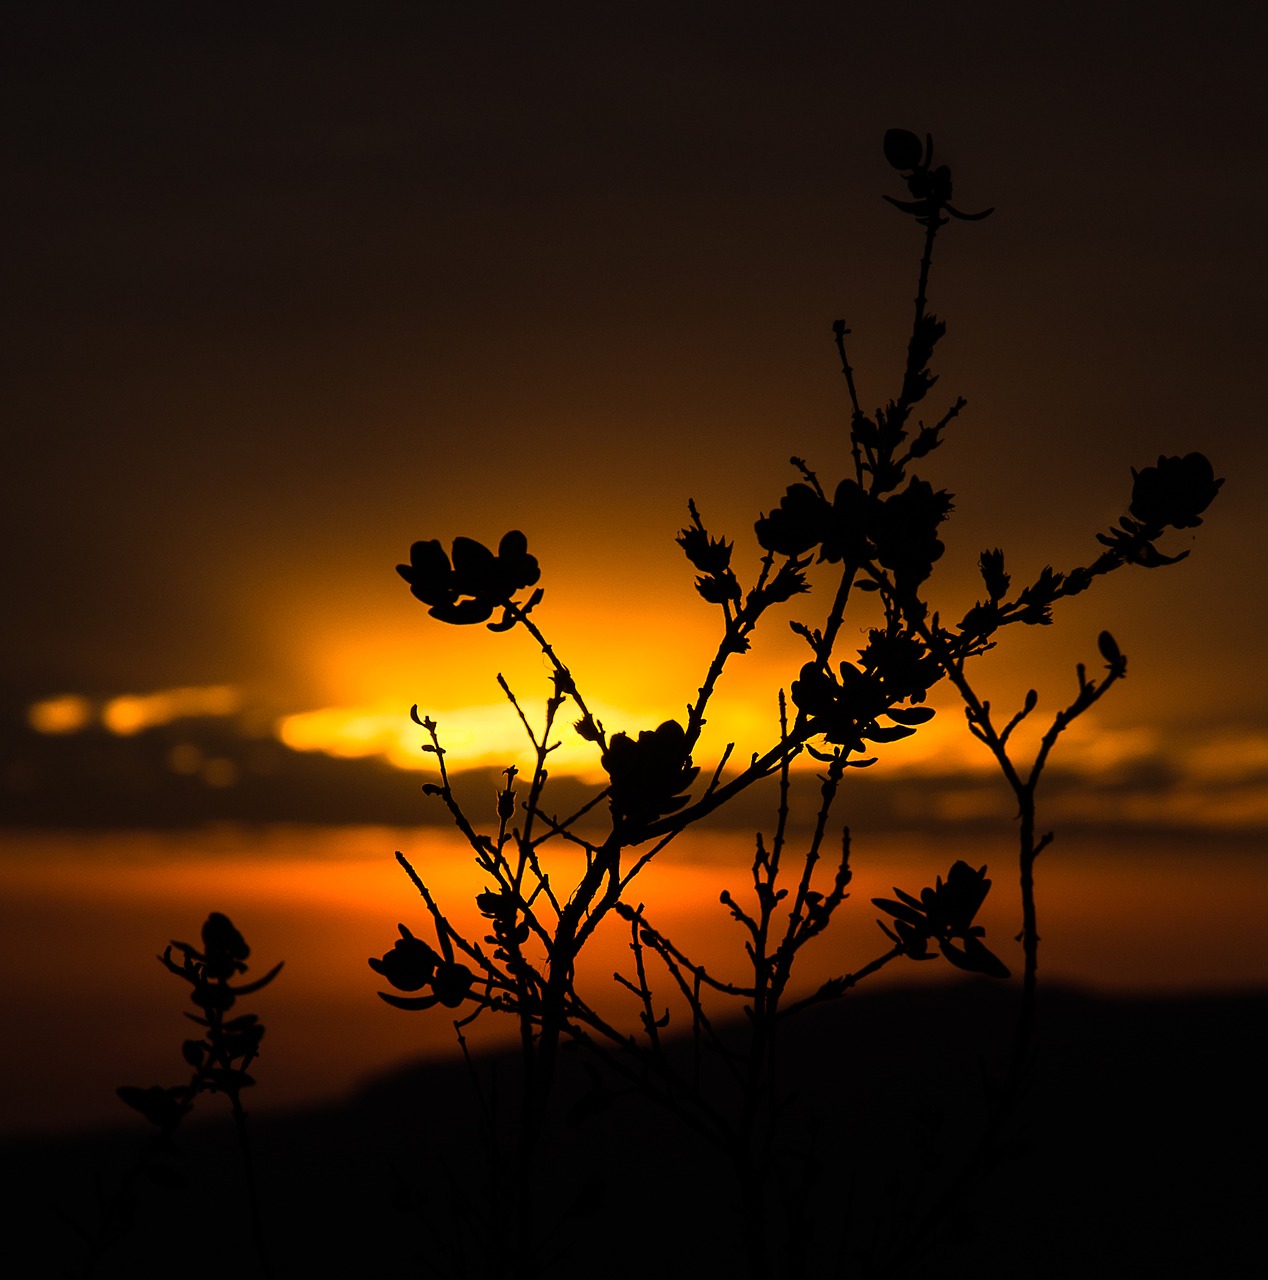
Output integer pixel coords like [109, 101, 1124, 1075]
[362, 128, 1220, 1278]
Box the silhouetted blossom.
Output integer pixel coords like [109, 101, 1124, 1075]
[432, 961, 476, 1007]
[979, 548, 1009, 601]
[398, 530, 541, 625]
[216, 1014, 265, 1061]
[199, 912, 250, 978]
[819, 480, 873, 563]
[369, 924, 438, 991]
[883, 127, 925, 171]
[161, 913, 282, 1012]
[678, 503, 743, 604]
[677, 523, 734, 577]
[755, 483, 833, 557]
[157, 910, 249, 983]
[1062, 565, 1093, 596]
[882, 128, 993, 224]
[791, 660, 934, 751]
[957, 600, 999, 639]
[601, 719, 700, 829]
[694, 575, 741, 606]
[870, 479, 953, 591]
[755, 479, 872, 564]
[1012, 565, 1066, 626]
[857, 629, 943, 703]
[1098, 452, 1225, 567]
[1129, 453, 1223, 530]
[793, 665, 880, 727]
[191, 982, 237, 1013]
[873, 861, 1010, 978]
[478, 888, 532, 961]
[370, 925, 476, 1011]
[496, 766, 518, 821]
[958, 548, 1013, 637]
[751, 555, 811, 608]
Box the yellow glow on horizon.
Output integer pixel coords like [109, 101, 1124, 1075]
[281, 586, 800, 777]
[276, 696, 691, 781]
[24, 615, 1268, 830]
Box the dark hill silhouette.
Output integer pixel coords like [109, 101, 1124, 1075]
[6, 982, 1261, 1278]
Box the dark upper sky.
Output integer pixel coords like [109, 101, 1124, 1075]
[5, 2, 1265, 758]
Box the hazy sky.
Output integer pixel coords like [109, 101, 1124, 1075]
[6, 3, 1266, 795]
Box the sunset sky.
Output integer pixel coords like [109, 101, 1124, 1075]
[4, 2, 1268, 1151]
[4, 2, 1267, 825]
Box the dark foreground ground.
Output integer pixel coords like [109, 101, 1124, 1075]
[5, 982, 1264, 1279]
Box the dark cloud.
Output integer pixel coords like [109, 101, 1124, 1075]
[7, 707, 1265, 837]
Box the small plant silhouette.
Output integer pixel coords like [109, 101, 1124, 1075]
[78, 914, 282, 1278]
[368, 129, 1221, 1277]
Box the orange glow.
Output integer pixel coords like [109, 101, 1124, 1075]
[293, 592, 730, 719]
[276, 693, 732, 781]
[270, 551, 1005, 784]
[4, 824, 1265, 1136]
[276, 705, 417, 762]
[101, 685, 243, 735]
[261, 542, 1206, 792]
[27, 693, 93, 734]
[165, 743, 204, 775]
[26, 671, 1268, 831]
[201, 757, 240, 787]
[1181, 729, 1268, 782]
[279, 580, 818, 779]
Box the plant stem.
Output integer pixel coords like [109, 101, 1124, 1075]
[229, 1097, 275, 1279]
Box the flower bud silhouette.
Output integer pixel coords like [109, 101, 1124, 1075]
[432, 961, 475, 1007]
[755, 483, 833, 557]
[601, 719, 700, 829]
[369, 924, 439, 991]
[677, 524, 733, 576]
[792, 661, 933, 751]
[200, 911, 250, 979]
[397, 530, 541, 624]
[871, 479, 953, 591]
[883, 127, 925, 171]
[1129, 453, 1223, 530]
[873, 861, 1009, 978]
[978, 548, 1009, 601]
[881, 129, 993, 223]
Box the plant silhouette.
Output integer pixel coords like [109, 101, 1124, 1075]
[82, 130, 1221, 1279]
[77, 915, 282, 1278]
[365, 129, 1221, 1278]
